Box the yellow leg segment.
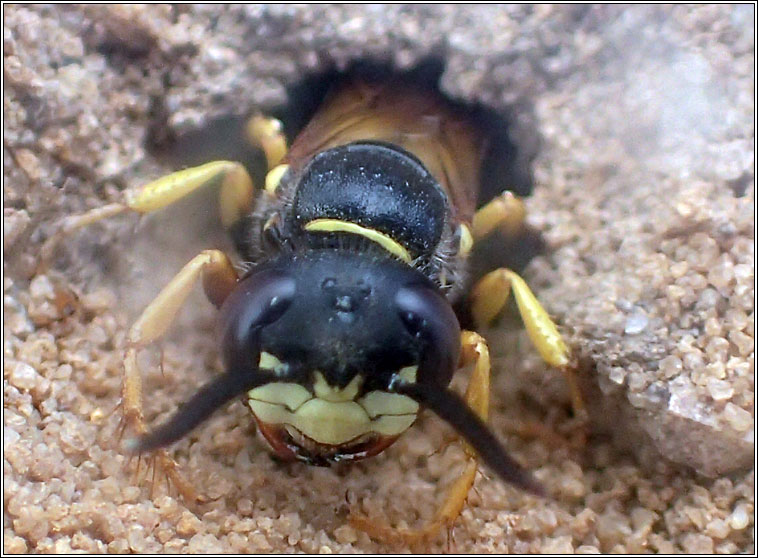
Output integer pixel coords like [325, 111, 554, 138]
[125, 160, 254, 228]
[470, 268, 587, 426]
[41, 114, 287, 269]
[471, 191, 526, 240]
[471, 269, 568, 368]
[39, 202, 128, 264]
[350, 331, 491, 547]
[246, 114, 287, 170]
[39, 160, 256, 271]
[245, 114, 291, 196]
[121, 249, 238, 502]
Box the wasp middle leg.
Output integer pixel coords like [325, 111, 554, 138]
[121, 249, 238, 502]
[40, 159, 255, 266]
[471, 190, 526, 240]
[469, 191, 587, 438]
[470, 265, 587, 441]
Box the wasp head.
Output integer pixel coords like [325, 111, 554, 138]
[216, 249, 460, 463]
[130, 249, 541, 494]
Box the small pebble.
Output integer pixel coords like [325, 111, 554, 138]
[333, 525, 357, 544]
[625, 311, 649, 334]
[728, 503, 750, 530]
[9, 362, 40, 391]
[658, 355, 683, 379]
[723, 403, 753, 432]
[681, 533, 714, 553]
[706, 378, 734, 401]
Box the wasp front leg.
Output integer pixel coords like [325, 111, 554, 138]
[350, 331, 492, 547]
[121, 249, 238, 502]
[469, 185, 587, 427]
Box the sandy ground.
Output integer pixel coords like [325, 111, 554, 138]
[4, 4, 754, 553]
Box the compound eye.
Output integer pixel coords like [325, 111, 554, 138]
[127, 268, 295, 454]
[395, 284, 460, 387]
[392, 288, 542, 497]
[217, 269, 296, 373]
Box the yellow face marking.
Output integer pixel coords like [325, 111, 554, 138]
[249, 398, 417, 445]
[313, 372, 363, 402]
[264, 163, 289, 195]
[397, 365, 417, 383]
[304, 219, 412, 263]
[249, 383, 311, 412]
[258, 351, 289, 375]
[247, 367, 420, 446]
[359, 391, 419, 419]
[292, 399, 371, 444]
[373, 414, 416, 436]
[458, 224, 473, 257]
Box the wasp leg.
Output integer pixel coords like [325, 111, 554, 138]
[470, 268, 587, 433]
[471, 190, 526, 241]
[245, 114, 287, 171]
[350, 331, 491, 547]
[41, 115, 285, 267]
[124, 160, 255, 228]
[39, 160, 256, 271]
[244, 114, 292, 197]
[122, 249, 238, 502]
[39, 202, 129, 265]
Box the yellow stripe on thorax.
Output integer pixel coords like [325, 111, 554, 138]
[304, 218, 412, 263]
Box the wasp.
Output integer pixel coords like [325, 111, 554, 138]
[44, 66, 581, 544]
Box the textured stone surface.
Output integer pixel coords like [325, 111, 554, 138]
[522, 4, 755, 478]
[4, 4, 754, 553]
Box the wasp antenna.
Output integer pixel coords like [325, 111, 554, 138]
[393, 382, 545, 498]
[125, 368, 276, 454]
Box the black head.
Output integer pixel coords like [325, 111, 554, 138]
[246, 250, 458, 391]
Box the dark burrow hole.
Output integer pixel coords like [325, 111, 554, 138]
[143, 57, 546, 301]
